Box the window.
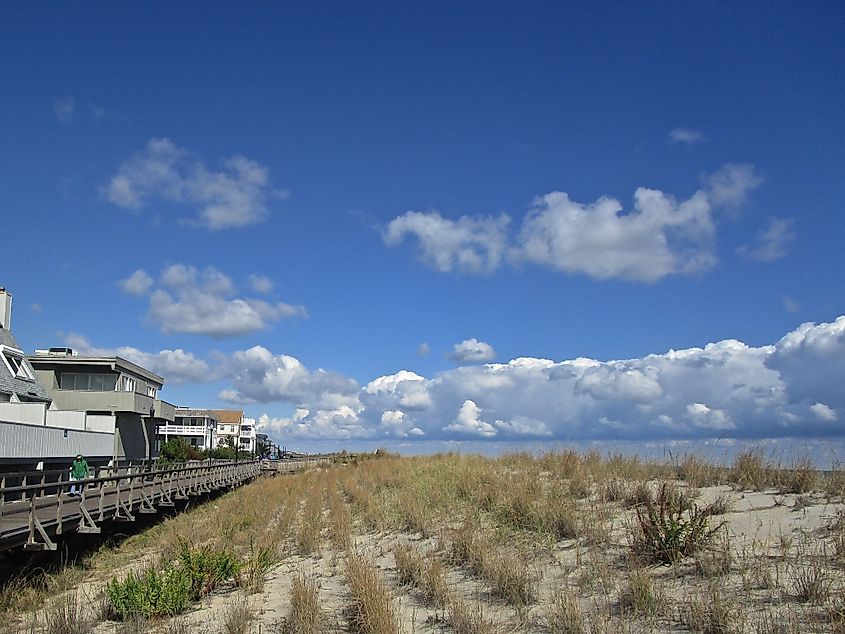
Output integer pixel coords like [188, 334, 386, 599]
[59, 373, 117, 391]
[147, 386, 157, 398]
[229, 425, 235, 433]
[121, 375, 136, 392]
[0, 345, 33, 381]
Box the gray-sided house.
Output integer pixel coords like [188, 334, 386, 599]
[28, 350, 176, 464]
[0, 288, 114, 468]
[157, 408, 219, 452]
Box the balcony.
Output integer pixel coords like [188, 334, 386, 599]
[157, 425, 208, 436]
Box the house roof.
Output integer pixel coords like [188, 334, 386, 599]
[28, 354, 165, 387]
[211, 409, 243, 424]
[175, 408, 220, 422]
[0, 327, 52, 403]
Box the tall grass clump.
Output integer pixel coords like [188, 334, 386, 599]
[731, 450, 772, 491]
[344, 552, 399, 634]
[682, 585, 739, 633]
[546, 586, 583, 634]
[447, 598, 497, 634]
[618, 567, 664, 617]
[43, 592, 93, 634]
[221, 596, 253, 634]
[279, 573, 323, 634]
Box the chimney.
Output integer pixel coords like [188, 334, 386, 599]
[0, 287, 11, 330]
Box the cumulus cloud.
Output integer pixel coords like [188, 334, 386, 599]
[810, 403, 837, 421]
[670, 127, 704, 144]
[515, 188, 718, 281]
[119, 269, 154, 296]
[448, 338, 495, 364]
[444, 400, 497, 437]
[221, 346, 359, 407]
[241, 316, 845, 443]
[739, 218, 796, 262]
[63, 333, 212, 385]
[383, 211, 509, 273]
[383, 164, 762, 282]
[121, 264, 306, 338]
[766, 316, 845, 408]
[102, 138, 282, 230]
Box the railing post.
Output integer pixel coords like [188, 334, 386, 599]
[0, 475, 5, 535]
[56, 472, 64, 533]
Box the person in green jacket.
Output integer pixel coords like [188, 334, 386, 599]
[69, 454, 89, 496]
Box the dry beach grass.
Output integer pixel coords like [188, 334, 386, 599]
[2, 449, 845, 632]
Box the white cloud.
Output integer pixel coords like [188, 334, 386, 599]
[444, 400, 497, 437]
[739, 218, 796, 262]
[63, 333, 212, 385]
[384, 164, 762, 282]
[119, 269, 154, 296]
[383, 211, 510, 273]
[54, 96, 75, 123]
[515, 188, 717, 281]
[417, 342, 431, 357]
[448, 338, 495, 364]
[248, 274, 274, 294]
[122, 264, 305, 338]
[703, 163, 763, 209]
[810, 403, 837, 421]
[670, 127, 704, 144]
[240, 316, 845, 443]
[102, 138, 281, 230]
[766, 316, 845, 408]
[221, 346, 359, 407]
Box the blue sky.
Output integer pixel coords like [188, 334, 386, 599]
[1, 2, 843, 455]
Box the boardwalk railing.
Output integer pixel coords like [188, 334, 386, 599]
[0, 460, 261, 552]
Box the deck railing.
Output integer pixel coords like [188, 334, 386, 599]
[0, 459, 260, 552]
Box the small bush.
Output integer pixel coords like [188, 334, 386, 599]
[106, 567, 191, 620]
[107, 544, 241, 620]
[631, 482, 723, 565]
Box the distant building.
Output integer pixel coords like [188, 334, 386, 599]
[210, 409, 257, 454]
[156, 408, 219, 452]
[0, 288, 116, 468]
[212, 409, 243, 448]
[240, 416, 257, 454]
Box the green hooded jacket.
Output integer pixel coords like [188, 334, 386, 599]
[71, 457, 89, 479]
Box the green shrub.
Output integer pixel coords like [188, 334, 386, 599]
[631, 482, 723, 564]
[106, 544, 241, 620]
[178, 542, 241, 597]
[106, 567, 191, 619]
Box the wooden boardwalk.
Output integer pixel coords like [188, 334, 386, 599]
[0, 460, 268, 552]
